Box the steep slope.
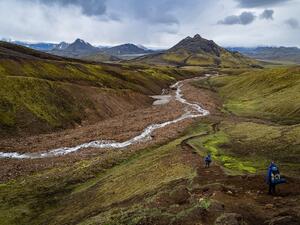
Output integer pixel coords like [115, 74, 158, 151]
[0, 41, 66, 61]
[228, 46, 300, 64]
[197, 66, 300, 124]
[0, 42, 196, 137]
[136, 34, 259, 68]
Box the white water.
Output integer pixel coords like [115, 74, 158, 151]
[151, 95, 172, 105]
[0, 78, 210, 159]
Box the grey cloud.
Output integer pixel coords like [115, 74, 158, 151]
[34, 0, 181, 25]
[34, 0, 107, 17]
[236, 0, 290, 8]
[260, 9, 274, 20]
[1, 0, 300, 48]
[218, 12, 256, 25]
[112, 0, 181, 25]
[285, 18, 299, 29]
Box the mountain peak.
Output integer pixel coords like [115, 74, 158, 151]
[169, 34, 221, 56]
[102, 43, 153, 55]
[51, 38, 100, 56]
[74, 38, 88, 45]
[193, 34, 202, 39]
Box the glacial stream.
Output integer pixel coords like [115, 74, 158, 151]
[0, 78, 210, 159]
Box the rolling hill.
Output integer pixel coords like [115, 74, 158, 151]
[197, 66, 300, 124]
[1, 39, 57, 51]
[0, 41, 197, 137]
[136, 34, 260, 68]
[1, 40, 300, 225]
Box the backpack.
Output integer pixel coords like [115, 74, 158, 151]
[205, 156, 211, 162]
[271, 166, 280, 183]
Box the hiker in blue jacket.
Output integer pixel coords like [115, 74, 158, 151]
[205, 154, 212, 168]
[267, 161, 286, 195]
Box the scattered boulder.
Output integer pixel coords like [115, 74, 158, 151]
[214, 213, 248, 225]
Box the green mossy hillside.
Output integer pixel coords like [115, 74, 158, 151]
[200, 67, 300, 124]
[0, 123, 209, 225]
[0, 45, 202, 136]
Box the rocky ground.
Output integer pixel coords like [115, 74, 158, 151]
[1, 76, 299, 225]
[0, 77, 218, 181]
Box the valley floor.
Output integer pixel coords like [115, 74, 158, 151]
[0, 74, 299, 225]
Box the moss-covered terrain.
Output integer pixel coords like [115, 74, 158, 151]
[188, 120, 300, 175]
[191, 66, 300, 176]
[0, 42, 203, 137]
[203, 67, 300, 124]
[1, 42, 300, 225]
[0, 123, 210, 225]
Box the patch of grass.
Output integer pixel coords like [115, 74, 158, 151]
[162, 50, 190, 64]
[208, 66, 300, 124]
[198, 197, 211, 210]
[188, 120, 300, 175]
[189, 131, 257, 174]
[0, 122, 209, 225]
[222, 121, 300, 173]
[0, 76, 83, 128]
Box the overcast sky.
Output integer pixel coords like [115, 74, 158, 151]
[0, 0, 300, 48]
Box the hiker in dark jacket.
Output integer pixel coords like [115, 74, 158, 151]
[205, 154, 212, 168]
[266, 162, 286, 195]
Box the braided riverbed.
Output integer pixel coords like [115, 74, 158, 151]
[0, 77, 210, 159]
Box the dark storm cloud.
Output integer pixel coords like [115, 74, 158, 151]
[34, 0, 107, 17]
[31, 0, 181, 25]
[260, 9, 274, 20]
[110, 0, 186, 25]
[236, 0, 291, 8]
[285, 18, 299, 29]
[218, 12, 256, 25]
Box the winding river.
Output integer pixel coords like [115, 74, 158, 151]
[0, 78, 210, 159]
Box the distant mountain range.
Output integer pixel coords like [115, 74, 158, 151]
[49, 39, 101, 58]
[1, 38, 156, 61]
[227, 47, 300, 64]
[102, 43, 154, 55]
[135, 34, 259, 68]
[5, 37, 300, 64]
[1, 39, 57, 51]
